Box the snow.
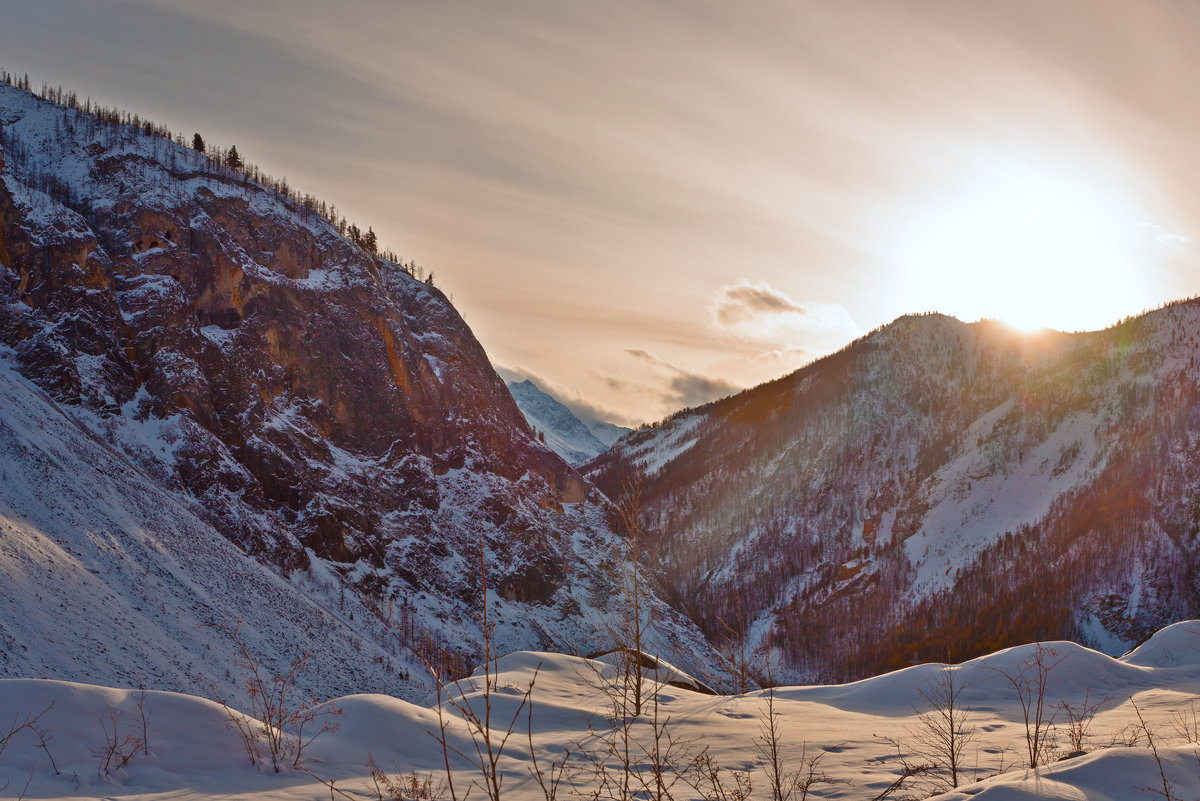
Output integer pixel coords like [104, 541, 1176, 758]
[1, 625, 1200, 800]
[626, 413, 705, 476]
[904, 407, 1107, 596]
[0, 353, 421, 707]
[506, 379, 625, 465]
[199, 325, 238, 345]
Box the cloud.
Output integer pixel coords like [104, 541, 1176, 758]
[753, 344, 822, 365]
[710, 280, 859, 344]
[1139, 222, 1193, 247]
[623, 349, 741, 410]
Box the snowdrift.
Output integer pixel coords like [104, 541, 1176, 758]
[0, 626, 1199, 800]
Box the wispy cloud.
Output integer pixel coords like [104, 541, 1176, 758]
[710, 279, 859, 344]
[753, 344, 822, 365]
[1139, 222, 1193, 247]
[623, 349, 740, 411]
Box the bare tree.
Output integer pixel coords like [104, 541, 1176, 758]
[986, 643, 1065, 768]
[0, 703, 53, 793]
[1132, 701, 1180, 801]
[754, 685, 832, 801]
[1058, 689, 1109, 755]
[685, 752, 753, 801]
[610, 472, 652, 718]
[93, 702, 144, 778]
[367, 755, 449, 801]
[714, 616, 756, 696]
[1168, 699, 1200, 744]
[0, 704, 51, 761]
[526, 699, 570, 801]
[871, 737, 933, 801]
[31, 718, 59, 776]
[909, 667, 976, 790]
[204, 620, 342, 772]
[428, 537, 537, 801]
[135, 683, 152, 757]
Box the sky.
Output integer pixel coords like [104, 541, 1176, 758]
[3, 0, 1199, 425]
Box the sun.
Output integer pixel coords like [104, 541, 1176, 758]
[899, 168, 1149, 332]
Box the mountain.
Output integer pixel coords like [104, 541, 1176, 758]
[588, 307, 1200, 682]
[0, 80, 718, 703]
[589, 420, 631, 448]
[506, 379, 630, 464]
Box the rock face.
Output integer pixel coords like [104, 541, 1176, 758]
[0, 82, 717, 695]
[589, 309, 1200, 682]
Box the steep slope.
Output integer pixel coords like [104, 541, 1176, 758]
[506, 379, 625, 464]
[589, 308, 1200, 682]
[0, 353, 416, 703]
[0, 81, 718, 698]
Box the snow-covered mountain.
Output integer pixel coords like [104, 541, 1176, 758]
[588, 308, 1200, 683]
[506, 379, 630, 464]
[0, 80, 719, 703]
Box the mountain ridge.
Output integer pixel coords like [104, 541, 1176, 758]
[588, 301, 1200, 681]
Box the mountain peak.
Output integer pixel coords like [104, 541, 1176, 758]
[506, 379, 630, 464]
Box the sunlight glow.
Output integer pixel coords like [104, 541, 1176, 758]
[900, 169, 1149, 332]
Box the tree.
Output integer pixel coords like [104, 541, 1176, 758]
[909, 667, 976, 791]
[204, 621, 341, 773]
[611, 473, 651, 717]
[986, 643, 1065, 768]
[755, 684, 831, 801]
[226, 144, 242, 170]
[429, 538, 539, 801]
[192, 132, 205, 153]
[1058, 689, 1108, 754]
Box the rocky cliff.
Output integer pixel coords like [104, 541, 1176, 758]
[0, 81, 716, 700]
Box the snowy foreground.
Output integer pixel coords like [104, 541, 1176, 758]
[4, 624, 1200, 800]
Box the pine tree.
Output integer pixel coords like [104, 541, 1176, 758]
[226, 145, 242, 170]
[192, 132, 206, 153]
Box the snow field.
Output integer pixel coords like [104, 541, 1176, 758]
[2, 624, 1200, 800]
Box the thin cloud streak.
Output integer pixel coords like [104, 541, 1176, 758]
[624, 349, 741, 412]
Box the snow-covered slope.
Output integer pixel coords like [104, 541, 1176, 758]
[506, 379, 629, 464]
[2, 623, 1200, 800]
[588, 419, 630, 448]
[0, 351, 416, 704]
[0, 80, 720, 700]
[589, 308, 1200, 683]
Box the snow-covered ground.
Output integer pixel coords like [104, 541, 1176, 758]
[2, 623, 1200, 800]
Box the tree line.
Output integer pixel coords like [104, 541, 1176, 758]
[0, 68, 437, 286]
